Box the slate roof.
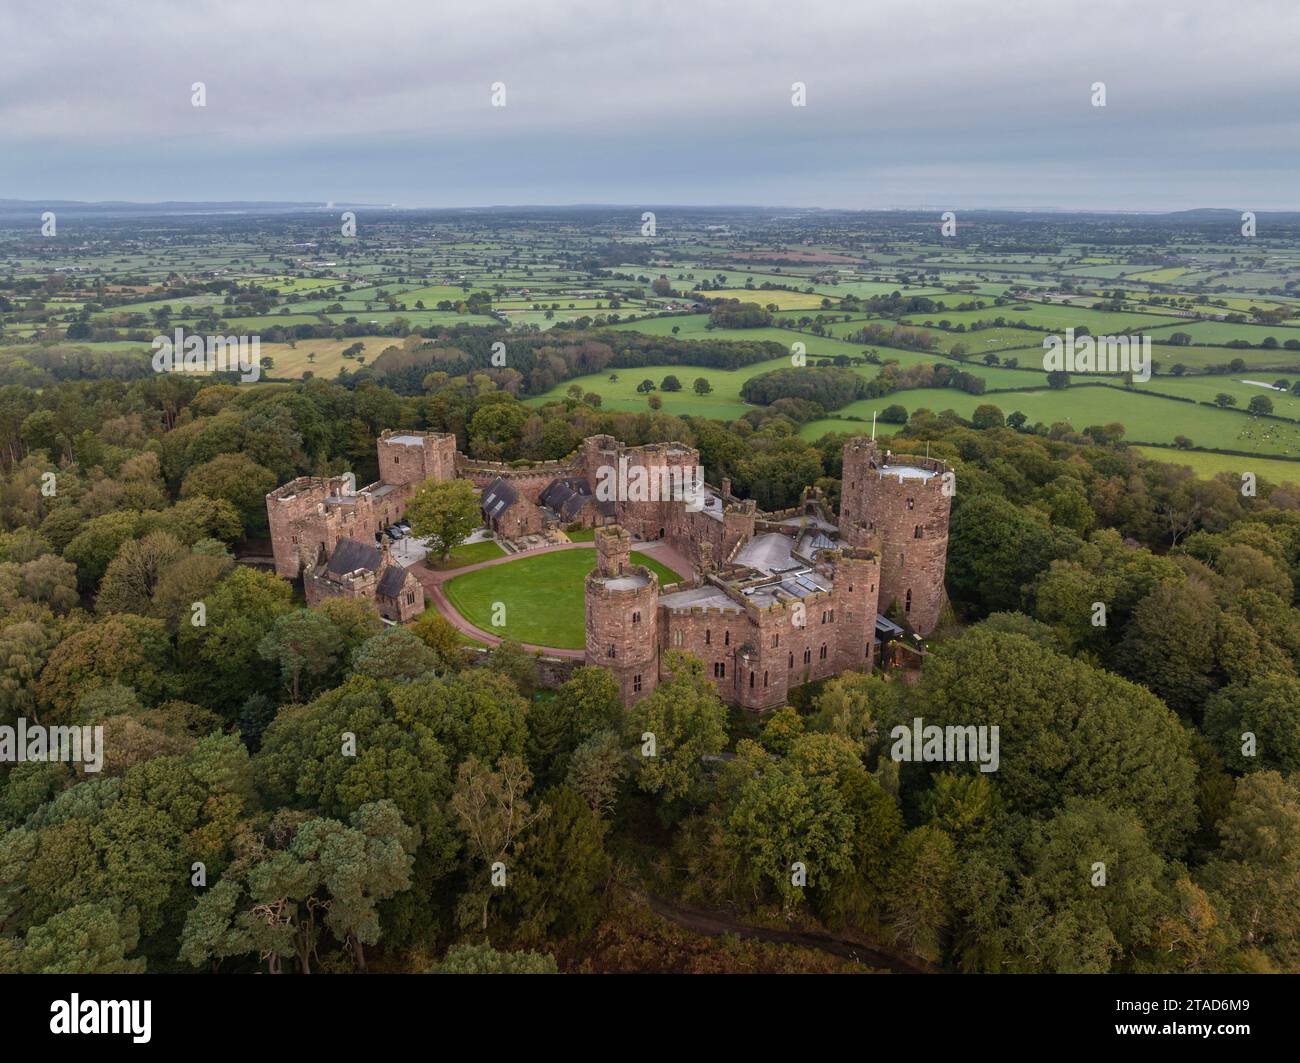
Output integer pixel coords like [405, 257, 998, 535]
[481, 477, 518, 520]
[376, 566, 408, 598]
[540, 477, 600, 522]
[327, 538, 382, 577]
[734, 532, 797, 575]
[875, 614, 906, 638]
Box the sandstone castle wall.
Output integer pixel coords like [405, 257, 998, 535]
[838, 438, 951, 635]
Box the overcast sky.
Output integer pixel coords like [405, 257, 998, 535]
[3, 0, 1298, 211]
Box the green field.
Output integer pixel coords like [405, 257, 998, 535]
[525, 358, 784, 419]
[699, 288, 835, 310]
[441, 547, 683, 649]
[259, 337, 398, 378]
[901, 304, 1182, 334]
[1129, 446, 1300, 487]
[1144, 320, 1300, 346]
[799, 384, 1300, 456]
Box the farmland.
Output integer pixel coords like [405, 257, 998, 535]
[3, 204, 1300, 484]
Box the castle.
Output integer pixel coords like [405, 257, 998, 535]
[266, 429, 951, 710]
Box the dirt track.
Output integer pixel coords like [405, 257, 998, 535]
[634, 889, 938, 974]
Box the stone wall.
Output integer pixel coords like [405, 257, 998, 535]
[463, 648, 583, 687]
[268, 475, 408, 579]
[660, 601, 751, 702]
[378, 571, 425, 623]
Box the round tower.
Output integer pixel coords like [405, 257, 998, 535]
[839, 438, 950, 635]
[584, 526, 659, 704]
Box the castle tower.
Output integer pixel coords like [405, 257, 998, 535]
[377, 430, 458, 486]
[831, 546, 882, 673]
[267, 474, 354, 578]
[738, 606, 792, 712]
[584, 526, 659, 704]
[839, 437, 950, 635]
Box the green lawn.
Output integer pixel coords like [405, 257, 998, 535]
[441, 547, 682, 649]
[428, 538, 506, 570]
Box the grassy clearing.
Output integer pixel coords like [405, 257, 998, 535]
[259, 337, 398, 379]
[442, 547, 682, 648]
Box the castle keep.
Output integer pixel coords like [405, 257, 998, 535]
[267, 429, 950, 709]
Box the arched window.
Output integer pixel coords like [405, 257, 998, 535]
[607, 644, 616, 658]
[914, 525, 922, 539]
[905, 589, 912, 612]
[632, 611, 641, 624]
